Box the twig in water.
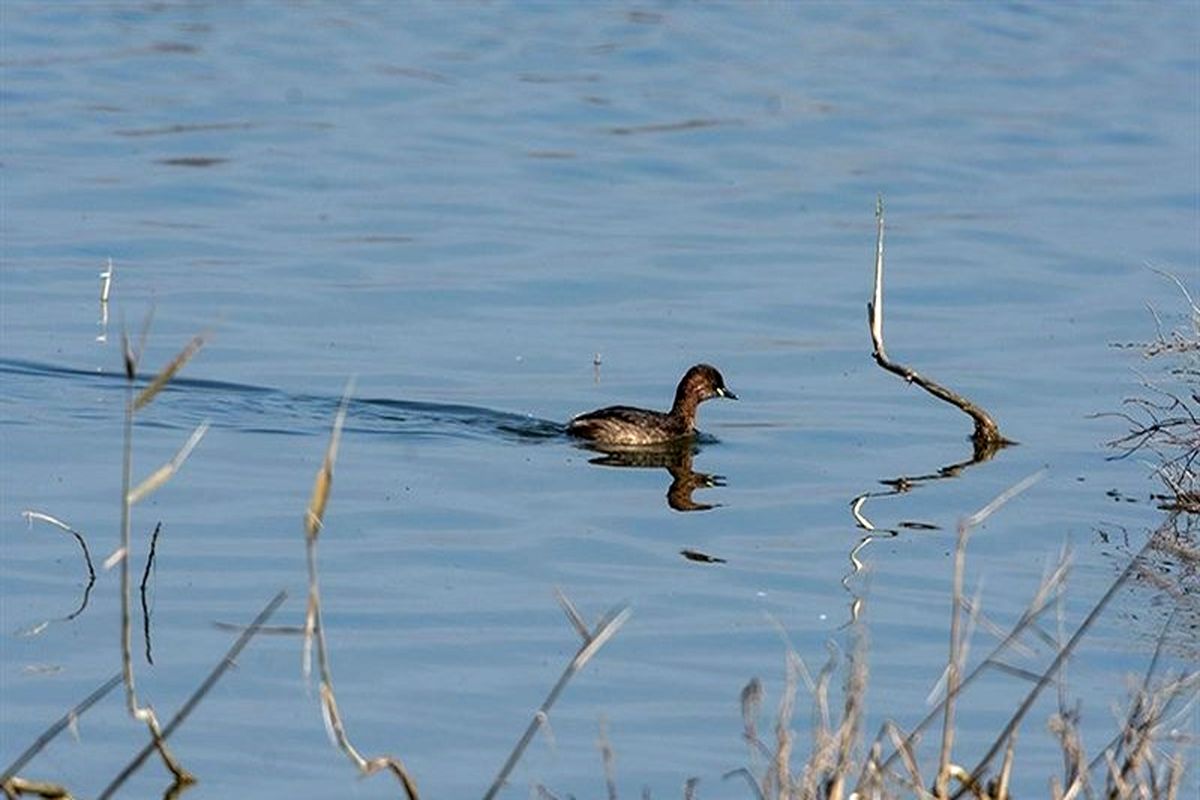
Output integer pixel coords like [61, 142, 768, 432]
[19, 511, 96, 626]
[867, 196, 1012, 458]
[98, 590, 287, 800]
[482, 590, 632, 800]
[140, 522, 162, 665]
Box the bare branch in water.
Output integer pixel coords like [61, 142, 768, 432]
[867, 196, 1012, 457]
[19, 511, 97, 628]
[140, 522, 162, 666]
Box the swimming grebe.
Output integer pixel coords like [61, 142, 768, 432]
[567, 363, 736, 446]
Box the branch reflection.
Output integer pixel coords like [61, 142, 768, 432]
[843, 441, 1007, 626]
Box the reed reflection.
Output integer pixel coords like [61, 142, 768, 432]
[581, 440, 725, 512]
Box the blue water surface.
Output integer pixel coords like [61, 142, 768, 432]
[2, 2, 1197, 798]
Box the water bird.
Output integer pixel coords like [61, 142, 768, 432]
[567, 363, 736, 446]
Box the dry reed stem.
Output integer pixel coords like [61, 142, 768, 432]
[867, 196, 1011, 454]
[995, 730, 1016, 800]
[932, 472, 1043, 797]
[772, 650, 799, 799]
[935, 519, 970, 798]
[827, 625, 868, 800]
[302, 384, 351, 681]
[1094, 670, 1200, 799]
[884, 722, 927, 796]
[299, 381, 419, 798]
[864, 480, 1062, 790]
[1, 672, 123, 785]
[950, 542, 1153, 799]
[98, 590, 287, 800]
[596, 717, 618, 800]
[482, 596, 632, 800]
[304, 380, 351, 543]
[117, 331, 208, 786]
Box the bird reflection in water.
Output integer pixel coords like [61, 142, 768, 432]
[581, 440, 725, 512]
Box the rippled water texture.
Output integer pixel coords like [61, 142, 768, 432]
[2, 3, 1197, 798]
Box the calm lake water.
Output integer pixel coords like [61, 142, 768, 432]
[2, 2, 1197, 797]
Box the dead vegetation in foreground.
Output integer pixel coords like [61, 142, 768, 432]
[5, 219, 1199, 799]
[530, 487, 1197, 800]
[722, 512, 1198, 800]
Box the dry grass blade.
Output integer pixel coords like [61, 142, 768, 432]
[132, 332, 206, 411]
[98, 590, 287, 800]
[834, 628, 869, 798]
[1084, 609, 1199, 786]
[555, 586, 591, 642]
[884, 722, 927, 796]
[867, 195, 1011, 454]
[483, 596, 631, 800]
[935, 472, 1043, 797]
[950, 542, 1152, 799]
[305, 381, 352, 541]
[127, 422, 210, 505]
[1, 672, 122, 783]
[864, 501, 1068, 789]
[303, 381, 353, 680]
[937, 525, 969, 797]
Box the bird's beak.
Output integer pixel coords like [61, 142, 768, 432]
[718, 387, 738, 400]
